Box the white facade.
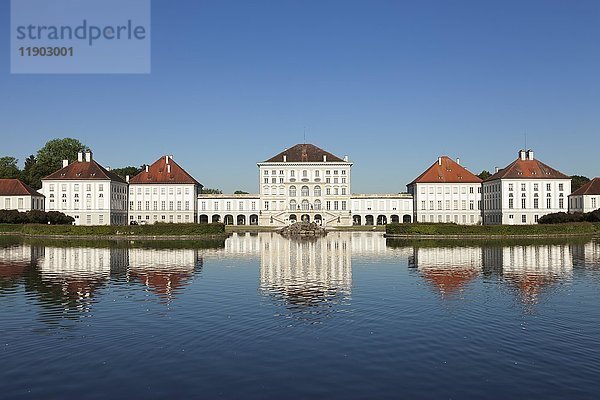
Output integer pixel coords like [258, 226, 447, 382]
[40, 152, 128, 226]
[350, 194, 413, 225]
[0, 179, 45, 212]
[257, 158, 353, 227]
[407, 156, 483, 225]
[198, 194, 261, 225]
[0, 194, 44, 212]
[409, 182, 483, 225]
[128, 156, 201, 225]
[129, 182, 199, 224]
[482, 151, 570, 225]
[569, 194, 598, 213]
[568, 178, 600, 213]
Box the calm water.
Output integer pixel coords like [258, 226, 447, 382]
[1, 233, 600, 399]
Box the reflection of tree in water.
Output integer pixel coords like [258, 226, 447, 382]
[260, 233, 352, 323]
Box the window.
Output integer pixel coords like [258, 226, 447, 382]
[509, 199, 514, 209]
[290, 170, 295, 177]
[185, 201, 190, 210]
[522, 215, 527, 223]
[438, 201, 442, 210]
[534, 184, 539, 191]
[169, 201, 174, 210]
[314, 200, 321, 210]
[130, 201, 134, 210]
[522, 199, 526, 209]
[462, 200, 466, 210]
[264, 170, 268, 175]
[509, 184, 514, 191]
[314, 186, 321, 197]
[289, 200, 296, 210]
[334, 201, 339, 210]
[301, 186, 309, 196]
[145, 201, 150, 210]
[272, 170, 276, 175]
[453, 200, 458, 210]
[239, 202, 244, 211]
[272, 178, 276, 183]
[341, 201, 346, 210]
[547, 198, 551, 209]
[303, 170, 307, 177]
[559, 183, 564, 191]
[445, 200, 450, 210]
[137, 201, 142, 210]
[521, 183, 526, 191]
[326, 201, 331, 210]
[534, 198, 539, 209]
[264, 178, 268, 184]
[341, 188, 346, 195]
[226, 201, 231, 211]
[593, 198, 597, 209]
[421, 201, 425, 210]
[470, 187, 474, 194]
[326, 188, 331, 195]
[547, 183, 551, 191]
[334, 188, 339, 195]
[470, 200, 474, 210]
[264, 201, 269, 210]
[559, 199, 564, 209]
[154, 201, 158, 210]
[535, 215, 539, 223]
[326, 178, 331, 183]
[162, 201, 166, 210]
[289, 186, 297, 197]
[334, 170, 338, 175]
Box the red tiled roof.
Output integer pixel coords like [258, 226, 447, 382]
[409, 156, 482, 185]
[0, 179, 44, 197]
[485, 158, 569, 181]
[569, 177, 600, 196]
[421, 268, 479, 296]
[264, 144, 345, 163]
[129, 156, 200, 185]
[43, 160, 126, 183]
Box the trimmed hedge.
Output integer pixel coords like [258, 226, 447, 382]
[538, 210, 600, 224]
[0, 223, 226, 236]
[385, 222, 599, 236]
[0, 209, 74, 225]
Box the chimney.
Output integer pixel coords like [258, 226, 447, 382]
[343, 155, 349, 162]
[126, 175, 130, 183]
[145, 165, 149, 173]
[85, 151, 92, 162]
[77, 152, 83, 162]
[62, 159, 69, 168]
[438, 157, 442, 166]
[323, 155, 327, 162]
[495, 167, 500, 173]
[107, 166, 111, 171]
[456, 157, 460, 165]
[165, 155, 169, 164]
[168, 164, 171, 174]
[519, 150, 526, 160]
[526, 150, 534, 160]
[283, 155, 287, 162]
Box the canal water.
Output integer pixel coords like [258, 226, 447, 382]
[1, 233, 600, 399]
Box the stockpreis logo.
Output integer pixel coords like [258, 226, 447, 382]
[11, 0, 151, 74]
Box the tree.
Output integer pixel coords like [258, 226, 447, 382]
[234, 190, 249, 194]
[20, 155, 37, 186]
[477, 170, 492, 180]
[202, 188, 223, 194]
[27, 138, 89, 189]
[112, 165, 144, 180]
[0, 157, 21, 179]
[571, 175, 590, 192]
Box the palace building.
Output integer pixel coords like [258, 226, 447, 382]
[128, 155, 203, 224]
[482, 150, 571, 225]
[0, 178, 45, 212]
[568, 177, 600, 214]
[407, 156, 483, 225]
[40, 151, 128, 225]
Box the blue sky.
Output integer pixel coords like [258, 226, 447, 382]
[1, 0, 599, 193]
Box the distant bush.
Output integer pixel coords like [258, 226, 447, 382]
[0, 209, 74, 225]
[538, 209, 600, 224]
[18, 222, 226, 236]
[386, 222, 598, 236]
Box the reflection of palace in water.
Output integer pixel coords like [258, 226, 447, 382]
[484, 244, 573, 304]
[259, 232, 352, 306]
[128, 248, 203, 299]
[409, 247, 483, 296]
